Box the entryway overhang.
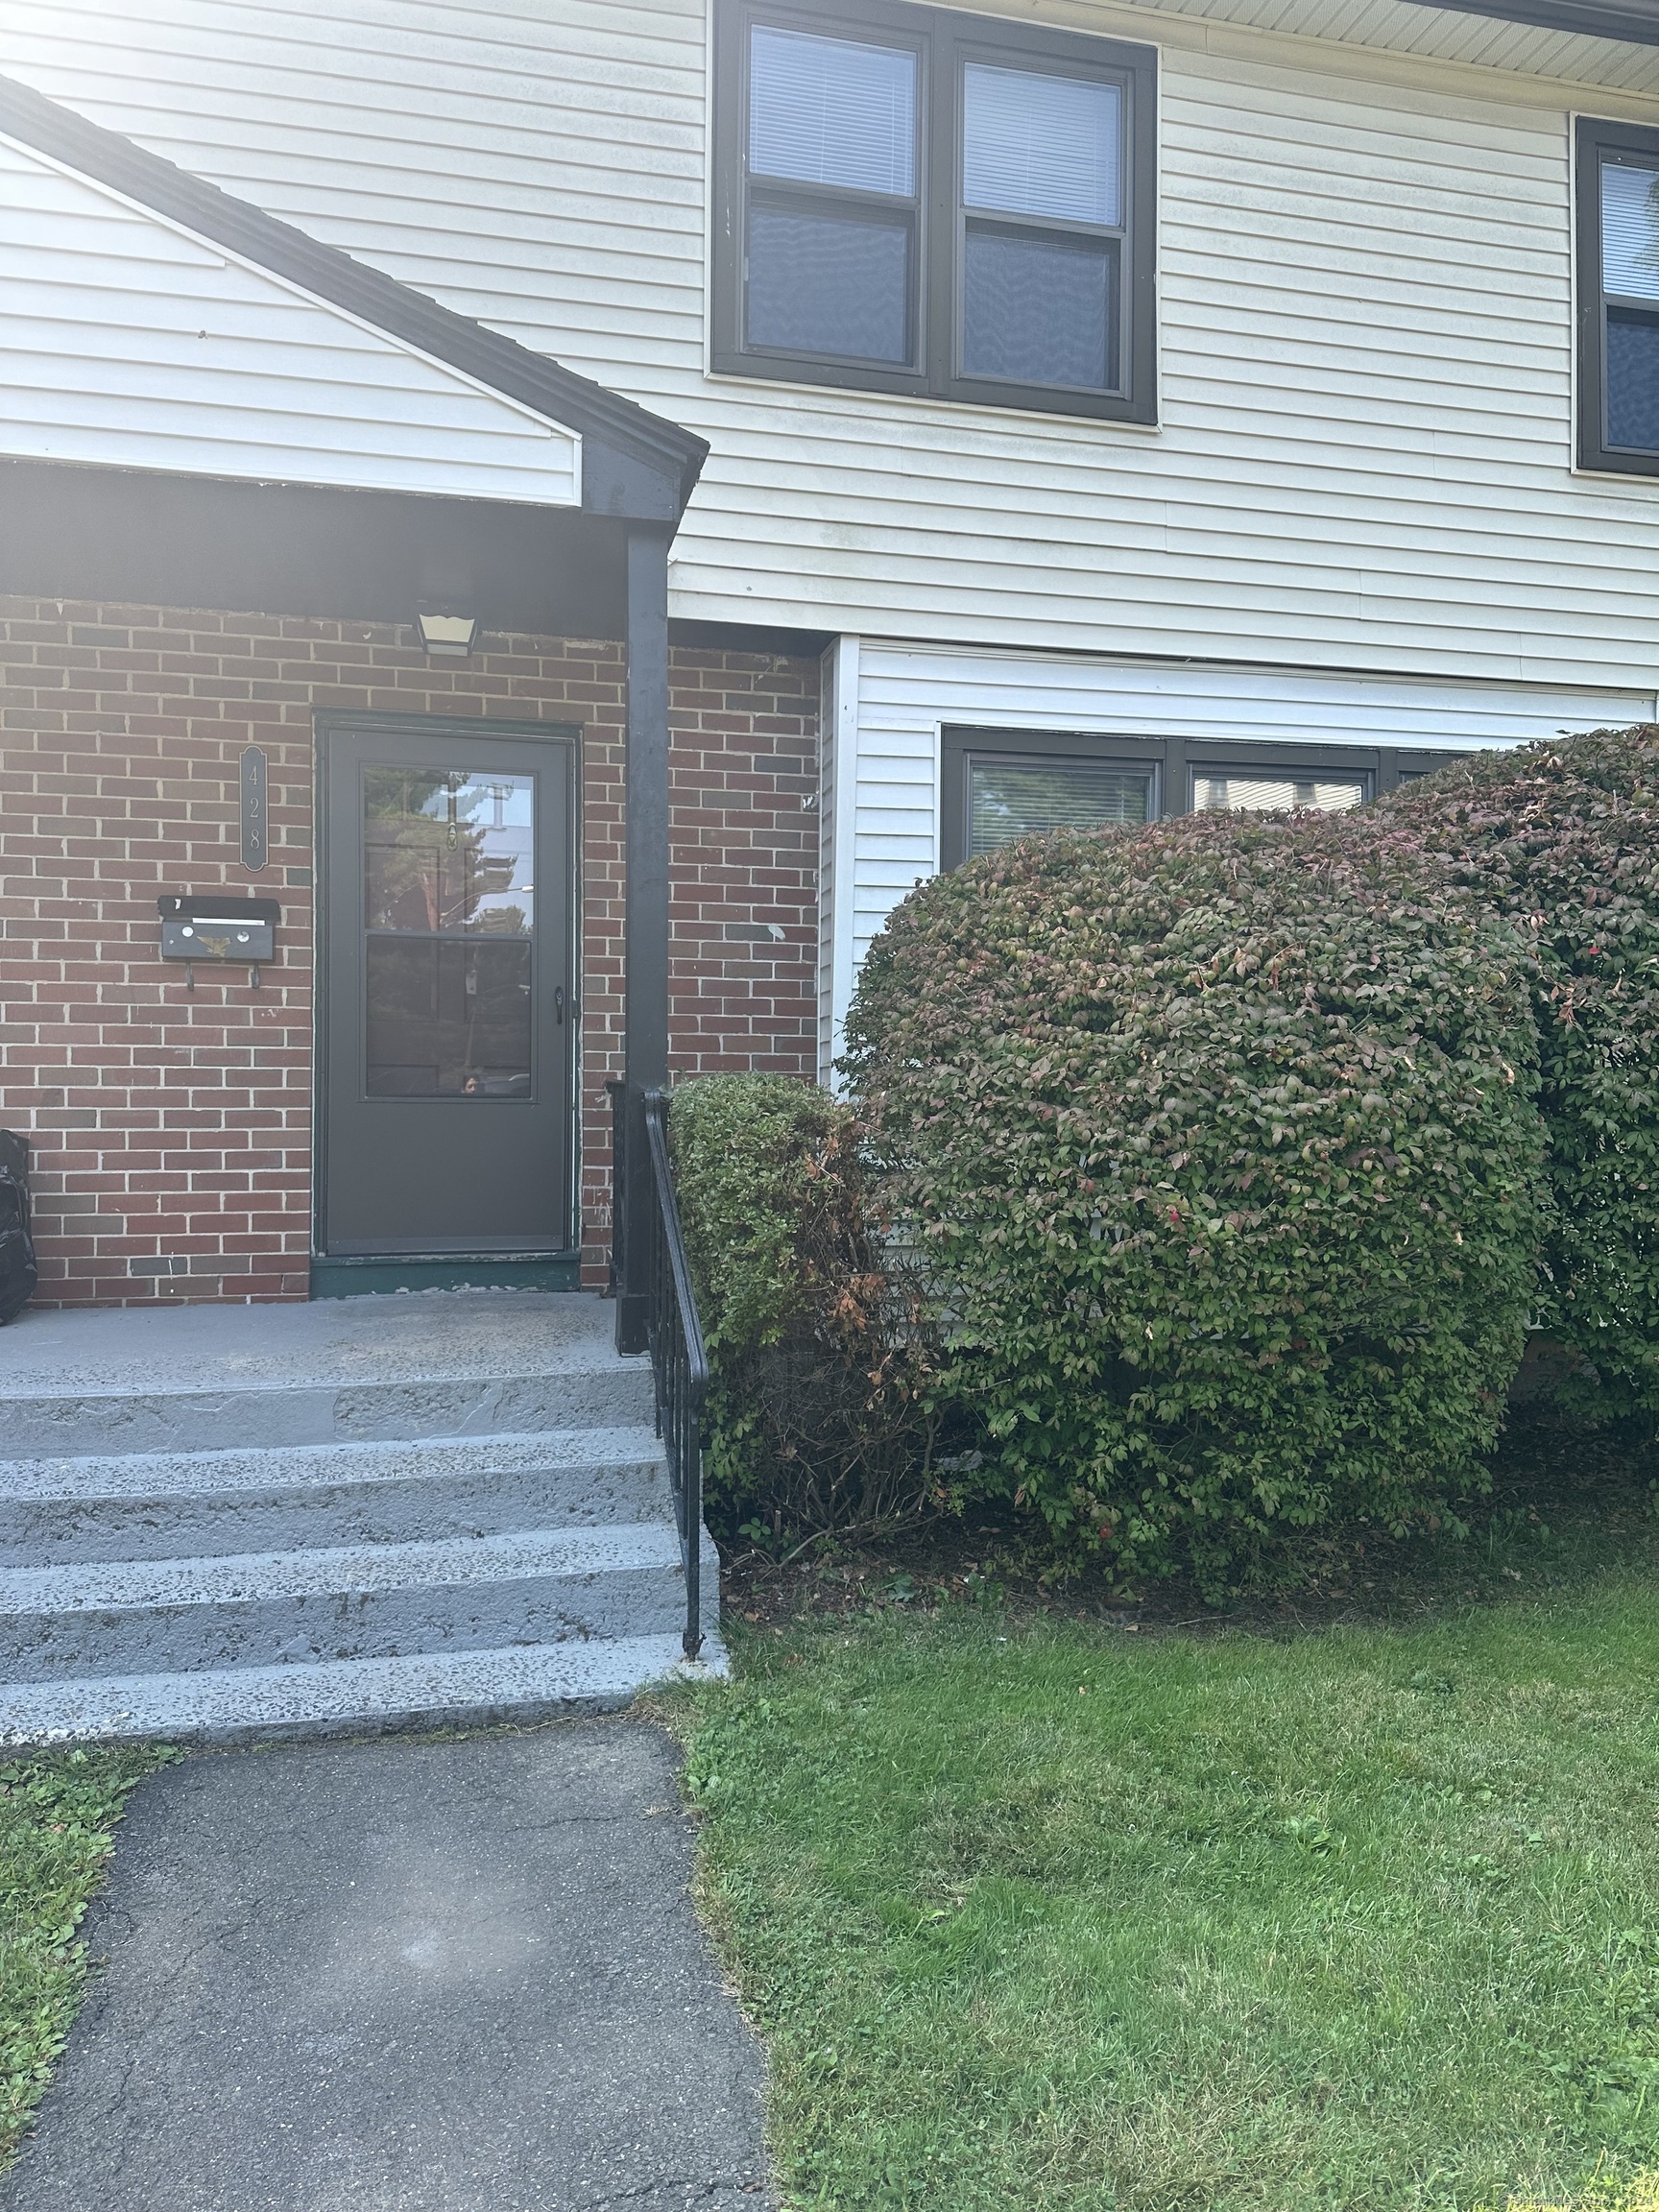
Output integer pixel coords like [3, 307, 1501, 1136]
[0, 70, 710, 1344]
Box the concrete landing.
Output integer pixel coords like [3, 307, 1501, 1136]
[0, 1722, 774, 2212]
[0, 1291, 622, 1393]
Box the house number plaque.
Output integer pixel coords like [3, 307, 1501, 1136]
[240, 745, 269, 873]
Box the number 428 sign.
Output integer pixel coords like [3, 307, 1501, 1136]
[240, 745, 268, 873]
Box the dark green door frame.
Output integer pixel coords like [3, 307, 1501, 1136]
[314, 712, 579, 1277]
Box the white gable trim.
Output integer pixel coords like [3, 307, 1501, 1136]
[0, 130, 584, 507]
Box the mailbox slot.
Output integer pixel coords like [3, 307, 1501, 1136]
[158, 896, 279, 986]
[161, 916, 276, 962]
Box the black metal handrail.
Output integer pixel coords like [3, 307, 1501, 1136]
[641, 1088, 709, 1660]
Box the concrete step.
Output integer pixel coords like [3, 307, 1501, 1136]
[0, 1363, 655, 1457]
[0, 1291, 653, 1455]
[0, 1293, 725, 1744]
[0, 1427, 672, 1564]
[0, 1632, 728, 1747]
[0, 1524, 721, 1681]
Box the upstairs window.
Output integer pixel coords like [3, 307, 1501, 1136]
[1576, 118, 1659, 477]
[743, 26, 920, 367]
[712, 0, 1156, 422]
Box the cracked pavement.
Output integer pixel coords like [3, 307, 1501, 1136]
[1, 1722, 774, 2211]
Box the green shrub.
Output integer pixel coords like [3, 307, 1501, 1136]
[1382, 726, 1659, 1421]
[669, 1073, 946, 1543]
[843, 809, 1548, 1590]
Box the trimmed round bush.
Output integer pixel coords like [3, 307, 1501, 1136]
[669, 1072, 944, 1540]
[1382, 724, 1659, 1419]
[843, 809, 1548, 1589]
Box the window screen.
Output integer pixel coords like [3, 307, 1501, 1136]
[747, 204, 912, 361]
[969, 757, 1151, 854]
[1192, 771, 1367, 813]
[960, 64, 1122, 393]
[744, 25, 919, 365]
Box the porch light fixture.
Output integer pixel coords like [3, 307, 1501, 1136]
[416, 609, 482, 659]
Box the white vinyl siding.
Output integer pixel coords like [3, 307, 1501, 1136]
[820, 640, 1658, 1070]
[6, 0, 1659, 678]
[0, 132, 582, 504]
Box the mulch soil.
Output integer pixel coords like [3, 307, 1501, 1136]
[717, 1409, 1656, 1641]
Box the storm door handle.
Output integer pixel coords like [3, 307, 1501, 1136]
[553, 985, 565, 1025]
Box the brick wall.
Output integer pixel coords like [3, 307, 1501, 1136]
[670, 647, 819, 1079]
[577, 644, 822, 1281]
[0, 594, 820, 1306]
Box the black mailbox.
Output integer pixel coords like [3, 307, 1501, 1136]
[158, 895, 279, 985]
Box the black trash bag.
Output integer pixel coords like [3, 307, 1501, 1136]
[0, 1130, 38, 1325]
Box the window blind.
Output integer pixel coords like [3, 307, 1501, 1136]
[962, 63, 1119, 226]
[749, 25, 916, 196]
[1603, 160, 1659, 301]
[969, 759, 1149, 854]
[1192, 773, 1366, 814]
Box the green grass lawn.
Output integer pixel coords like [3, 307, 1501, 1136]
[0, 1748, 171, 2170]
[675, 1468, 1659, 2210]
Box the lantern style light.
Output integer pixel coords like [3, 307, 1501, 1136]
[416, 610, 482, 658]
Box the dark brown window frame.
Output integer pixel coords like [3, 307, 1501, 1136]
[711, 0, 1158, 424]
[939, 727, 1450, 869]
[1575, 114, 1659, 479]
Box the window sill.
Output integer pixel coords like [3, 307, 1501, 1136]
[701, 359, 1164, 434]
[1568, 456, 1659, 486]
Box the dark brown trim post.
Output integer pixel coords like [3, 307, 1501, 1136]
[616, 522, 673, 1355]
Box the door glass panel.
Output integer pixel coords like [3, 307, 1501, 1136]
[364, 768, 534, 936]
[365, 941, 532, 1097]
[1192, 771, 1367, 813]
[970, 757, 1150, 855]
[362, 767, 535, 1098]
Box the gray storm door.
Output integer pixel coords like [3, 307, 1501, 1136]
[319, 718, 576, 1256]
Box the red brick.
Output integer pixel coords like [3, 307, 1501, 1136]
[1, 598, 820, 1303]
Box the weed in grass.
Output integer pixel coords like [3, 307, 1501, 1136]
[0, 1746, 176, 2170]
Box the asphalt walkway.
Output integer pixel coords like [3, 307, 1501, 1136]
[1, 1722, 772, 2211]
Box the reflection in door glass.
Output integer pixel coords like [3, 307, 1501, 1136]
[364, 769, 534, 934]
[362, 768, 535, 1098]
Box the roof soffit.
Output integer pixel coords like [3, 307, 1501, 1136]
[951, 0, 1659, 97]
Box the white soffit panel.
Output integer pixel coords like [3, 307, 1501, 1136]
[0, 132, 582, 505]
